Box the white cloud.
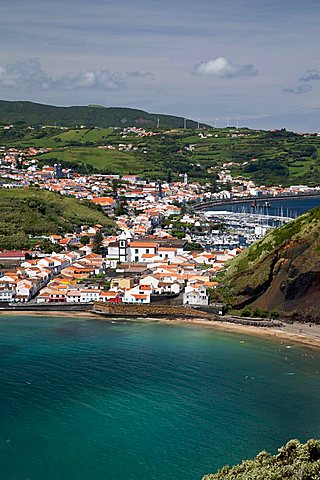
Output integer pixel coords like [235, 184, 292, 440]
[0, 58, 50, 90]
[193, 56, 258, 78]
[0, 58, 153, 92]
[55, 69, 126, 90]
[283, 84, 312, 94]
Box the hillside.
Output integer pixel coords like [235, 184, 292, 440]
[0, 188, 113, 250]
[203, 439, 320, 480]
[1, 119, 320, 185]
[0, 100, 206, 129]
[219, 207, 320, 321]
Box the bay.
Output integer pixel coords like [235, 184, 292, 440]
[206, 196, 320, 217]
[1, 315, 320, 480]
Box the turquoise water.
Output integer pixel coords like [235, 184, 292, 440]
[1, 316, 320, 480]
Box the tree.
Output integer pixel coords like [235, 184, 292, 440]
[203, 439, 320, 480]
[92, 231, 103, 254]
[81, 235, 90, 245]
[114, 196, 128, 216]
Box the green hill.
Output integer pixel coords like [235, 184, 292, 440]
[218, 207, 320, 321]
[0, 188, 113, 250]
[37, 147, 150, 175]
[203, 439, 320, 480]
[1, 102, 320, 184]
[0, 100, 207, 129]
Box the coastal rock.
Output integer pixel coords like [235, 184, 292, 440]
[221, 207, 320, 322]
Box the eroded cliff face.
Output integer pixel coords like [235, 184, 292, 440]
[222, 208, 320, 321]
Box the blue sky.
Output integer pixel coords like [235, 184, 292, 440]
[1, 0, 320, 131]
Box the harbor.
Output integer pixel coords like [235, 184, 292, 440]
[189, 196, 320, 250]
[191, 208, 293, 249]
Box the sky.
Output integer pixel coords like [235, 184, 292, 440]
[1, 0, 320, 131]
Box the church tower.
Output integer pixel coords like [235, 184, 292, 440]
[118, 231, 128, 262]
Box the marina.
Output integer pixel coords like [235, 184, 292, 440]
[190, 197, 320, 249]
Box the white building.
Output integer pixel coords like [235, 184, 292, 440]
[0, 284, 15, 302]
[128, 241, 158, 263]
[183, 284, 208, 306]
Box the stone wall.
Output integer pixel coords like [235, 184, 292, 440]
[93, 302, 211, 318]
[3, 303, 93, 312]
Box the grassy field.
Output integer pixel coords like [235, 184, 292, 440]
[0, 187, 114, 250]
[2, 124, 320, 184]
[7, 128, 115, 148]
[37, 147, 150, 174]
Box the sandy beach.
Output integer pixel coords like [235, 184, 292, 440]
[160, 317, 320, 350]
[1, 309, 320, 350]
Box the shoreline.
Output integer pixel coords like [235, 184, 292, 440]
[1, 309, 320, 350]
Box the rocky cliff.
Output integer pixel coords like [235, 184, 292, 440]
[220, 207, 320, 322]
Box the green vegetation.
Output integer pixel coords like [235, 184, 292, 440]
[1, 105, 320, 184]
[203, 438, 320, 480]
[0, 188, 114, 250]
[37, 147, 149, 175]
[216, 207, 320, 318]
[0, 100, 206, 129]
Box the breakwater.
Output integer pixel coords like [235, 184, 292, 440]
[0, 303, 93, 312]
[93, 302, 210, 318]
[195, 192, 320, 211]
[93, 302, 281, 327]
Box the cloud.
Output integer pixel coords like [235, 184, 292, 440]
[0, 58, 51, 90]
[126, 70, 154, 78]
[193, 56, 258, 78]
[55, 69, 126, 90]
[283, 84, 312, 94]
[0, 58, 153, 92]
[299, 69, 320, 82]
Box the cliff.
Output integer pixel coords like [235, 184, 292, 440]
[220, 207, 320, 322]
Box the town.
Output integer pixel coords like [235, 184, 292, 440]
[1, 125, 319, 309]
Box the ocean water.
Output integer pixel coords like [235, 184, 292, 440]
[1, 316, 320, 480]
[207, 196, 320, 217]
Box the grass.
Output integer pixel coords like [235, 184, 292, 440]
[0, 187, 114, 249]
[37, 147, 150, 174]
[2, 125, 320, 184]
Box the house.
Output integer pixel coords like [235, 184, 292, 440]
[0, 250, 26, 265]
[123, 285, 151, 303]
[79, 288, 101, 303]
[15, 279, 36, 302]
[183, 283, 208, 306]
[0, 283, 15, 302]
[110, 278, 134, 290]
[91, 196, 116, 216]
[129, 241, 158, 263]
[99, 291, 123, 303]
[66, 290, 81, 303]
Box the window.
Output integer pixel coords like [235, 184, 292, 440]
[135, 249, 138, 254]
[146, 249, 149, 254]
[135, 256, 139, 262]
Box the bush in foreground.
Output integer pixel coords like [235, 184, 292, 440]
[203, 439, 320, 480]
